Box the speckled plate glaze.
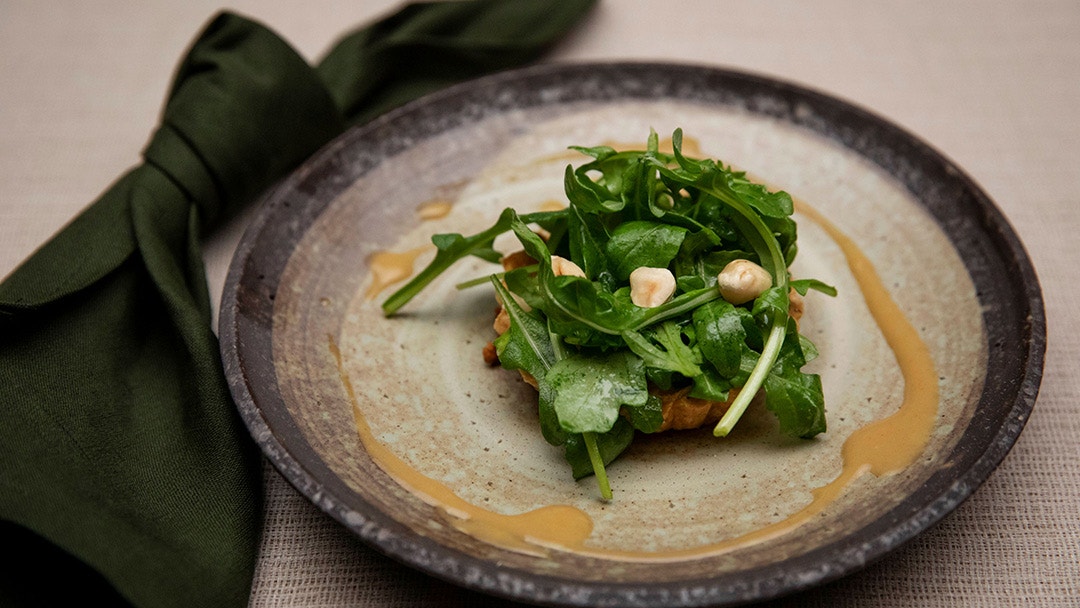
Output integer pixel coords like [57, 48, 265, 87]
[220, 63, 1045, 606]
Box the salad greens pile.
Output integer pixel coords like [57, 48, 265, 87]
[382, 129, 835, 500]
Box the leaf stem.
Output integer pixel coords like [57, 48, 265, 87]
[629, 287, 721, 331]
[455, 273, 501, 290]
[713, 321, 786, 436]
[582, 432, 613, 500]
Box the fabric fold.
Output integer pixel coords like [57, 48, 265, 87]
[319, 0, 596, 126]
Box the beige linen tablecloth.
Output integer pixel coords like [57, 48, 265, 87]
[2, 2, 1077, 606]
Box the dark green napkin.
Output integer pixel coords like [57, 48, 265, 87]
[0, 2, 595, 607]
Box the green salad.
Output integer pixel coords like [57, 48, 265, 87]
[382, 129, 835, 499]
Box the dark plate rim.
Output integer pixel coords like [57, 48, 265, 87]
[219, 61, 1046, 607]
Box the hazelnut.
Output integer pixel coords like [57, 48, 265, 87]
[629, 267, 676, 308]
[550, 255, 586, 278]
[717, 259, 772, 304]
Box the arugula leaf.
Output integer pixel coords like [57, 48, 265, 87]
[621, 321, 701, 378]
[430, 233, 502, 264]
[542, 349, 651, 499]
[382, 208, 514, 315]
[791, 278, 838, 297]
[751, 286, 791, 326]
[536, 378, 568, 447]
[509, 213, 553, 264]
[545, 351, 648, 434]
[566, 201, 610, 278]
[624, 394, 664, 434]
[536, 273, 631, 341]
[562, 420, 634, 480]
[491, 278, 555, 382]
[671, 128, 707, 175]
[568, 144, 619, 162]
[799, 332, 820, 364]
[757, 318, 825, 437]
[502, 266, 544, 310]
[689, 249, 754, 285]
[689, 366, 734, 402]
[382, 208, 562, 315]
[564, 164, 623, 214]
[764, 366, 826, 439]
[692, 300, 749, 378]
[605, 221, 687, 281]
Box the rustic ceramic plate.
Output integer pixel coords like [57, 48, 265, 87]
[219, 63, 1044, 606]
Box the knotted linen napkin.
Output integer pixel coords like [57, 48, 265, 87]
[0, 2, 596, 606]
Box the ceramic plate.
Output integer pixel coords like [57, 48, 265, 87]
[219, 63, 1045, 606]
